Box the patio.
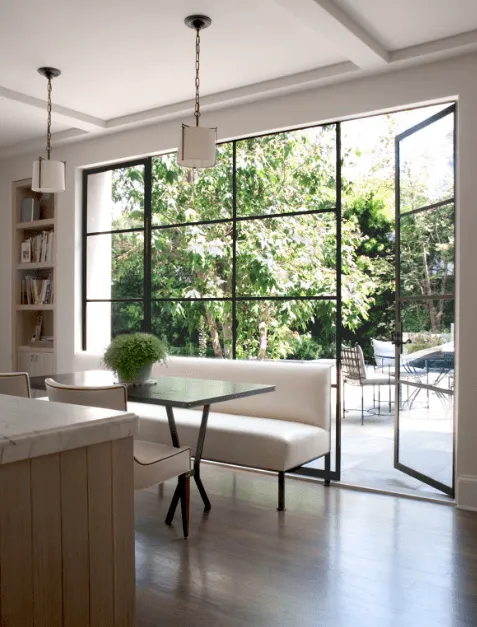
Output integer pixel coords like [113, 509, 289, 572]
[306, 368, 454, 500]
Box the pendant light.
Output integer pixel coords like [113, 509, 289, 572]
[32, 67, 66, 193]
[178, 15, 217, 169]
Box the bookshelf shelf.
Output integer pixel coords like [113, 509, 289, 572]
[16, 218, 55, 231]
[17, 262, 54, 271]
[18, 345, 54, 353]
[12, 179, 57, 377]
[16, 305, 54, 311]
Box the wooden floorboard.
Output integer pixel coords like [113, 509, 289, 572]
[134, 464, 477, 627]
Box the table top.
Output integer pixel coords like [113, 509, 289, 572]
[30, 370, 276, 409]
[0, 394, 137, 465]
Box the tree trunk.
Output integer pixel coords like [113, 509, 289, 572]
[205, 308, 223, 358]
[258, 321, 268, 361]
[421, 245, 440, 332]
[222, 315, 232, 359]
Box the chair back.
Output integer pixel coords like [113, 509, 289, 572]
[341, 345, 366, 382]
[0, 372, 31, 398]
[45, 378, 127, 411]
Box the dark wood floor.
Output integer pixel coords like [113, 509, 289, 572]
[134, 465, 477, 627]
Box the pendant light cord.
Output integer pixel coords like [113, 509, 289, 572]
[46, 76, 52, 160]
[195, 27, 201, 127]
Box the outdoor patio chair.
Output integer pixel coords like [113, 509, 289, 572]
[341, 344, 392, 425]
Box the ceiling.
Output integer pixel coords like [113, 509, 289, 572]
[1, 0, 477, 156]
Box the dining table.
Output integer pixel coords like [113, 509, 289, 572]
[30, 370, 276, 514]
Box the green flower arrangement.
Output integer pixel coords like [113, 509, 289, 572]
[102, 333, 168, 384]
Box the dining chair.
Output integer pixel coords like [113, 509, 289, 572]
[44, 378, 191, 538]
[341, 344, 392, 424]
[0, 372, 31, 398]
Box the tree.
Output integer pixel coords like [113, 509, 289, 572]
[108, 126, 382, 359]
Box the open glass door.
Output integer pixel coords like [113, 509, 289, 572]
[394, 104, 456, 497]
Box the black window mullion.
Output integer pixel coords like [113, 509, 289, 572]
[232, 141, 237, 359]
[143, 157, 152, 333]
[81, 169, 88, 350]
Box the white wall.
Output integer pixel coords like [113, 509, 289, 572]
[1, 52, 477, 509]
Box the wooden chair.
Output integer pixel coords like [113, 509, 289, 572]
[0, 372, 31, 398]
[44, 378, 191, 538]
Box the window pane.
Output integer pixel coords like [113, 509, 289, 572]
[236, 125, 336, 217]
[398, 299, 454, 490]
[86, 301, 144, 352]
[86, 165, 145, 233]
[400, 204, 454, 298]
[236, 213, 336, 297]
[151, 146, 233, 226]
[235, 300, 336, 361]
[87, 232, 144, 299]
[151, 301, 233, 358]
[399, 112, 454, 213]
[151, 223, 232, 298]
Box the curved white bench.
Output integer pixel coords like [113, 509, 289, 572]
[128, 357, 331, 510]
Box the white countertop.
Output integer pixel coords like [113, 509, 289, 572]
[0, 394, 138, 464]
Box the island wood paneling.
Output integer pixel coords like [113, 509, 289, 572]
[0, 436, 135, 627]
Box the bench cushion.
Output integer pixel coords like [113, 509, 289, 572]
[131, 403, 329, 472]
[152, 357, 331, 429]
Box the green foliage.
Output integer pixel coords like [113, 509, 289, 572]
[406, 333, 443, 354]
[102, 109, 454, 361]
[102, 333, 168, 383]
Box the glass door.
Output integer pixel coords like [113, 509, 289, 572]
[394, 104, 456, 497]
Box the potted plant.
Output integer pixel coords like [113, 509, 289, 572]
[102, 333, 168, 385]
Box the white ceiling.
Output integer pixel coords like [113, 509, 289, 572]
[1, 0, 477, 156]
[0, 100, 69, 149]
[333, 0, 477, 50]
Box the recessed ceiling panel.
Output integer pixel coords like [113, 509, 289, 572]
[0, 99, 69, 149]
[333, 0, 477, 50]
[0, 0, 346, 120]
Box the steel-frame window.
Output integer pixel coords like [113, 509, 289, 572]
[82, 123, 343, 482]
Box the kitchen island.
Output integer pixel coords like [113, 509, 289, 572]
[0, 394, 138, 627]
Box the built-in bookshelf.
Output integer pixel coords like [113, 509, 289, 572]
[12, 179, 56, 377]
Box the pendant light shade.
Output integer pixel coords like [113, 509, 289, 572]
[32, 158, 66, 193]
[32, 67, 66, 194]
[178, 15, 216, 170]
[178, 124, 217, 168]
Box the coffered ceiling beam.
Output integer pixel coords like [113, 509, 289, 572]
[272, 0, 389, 68]
[0, 86, 106, 132]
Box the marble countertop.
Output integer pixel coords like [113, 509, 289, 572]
[0, 394, 138, 464]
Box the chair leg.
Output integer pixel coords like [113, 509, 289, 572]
[343, 381, 346, 418]
[378, 385, 381, 416]
[165, 481, 181, 526]
[158, 483, 164, 498]
[361, 387, 364, 425]
[277, 471, 285, 511]
[179, 474, 190, 539]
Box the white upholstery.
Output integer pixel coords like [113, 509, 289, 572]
[133, 441, 190, 490]
[127, 357, 332, 473]
[44, 378, 191, 488]
[133, 405, 329, 472]
[152, 357, 331, 429]
[0, 372, 30, 398]
[45, 378, 127, 411]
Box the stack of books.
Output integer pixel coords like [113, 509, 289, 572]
[23, 231, 54, 264]
[21, 274, 54, 305]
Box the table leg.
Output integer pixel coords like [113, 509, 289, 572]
[194, 404, 211, 512]
[165, 404, 212, 515]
